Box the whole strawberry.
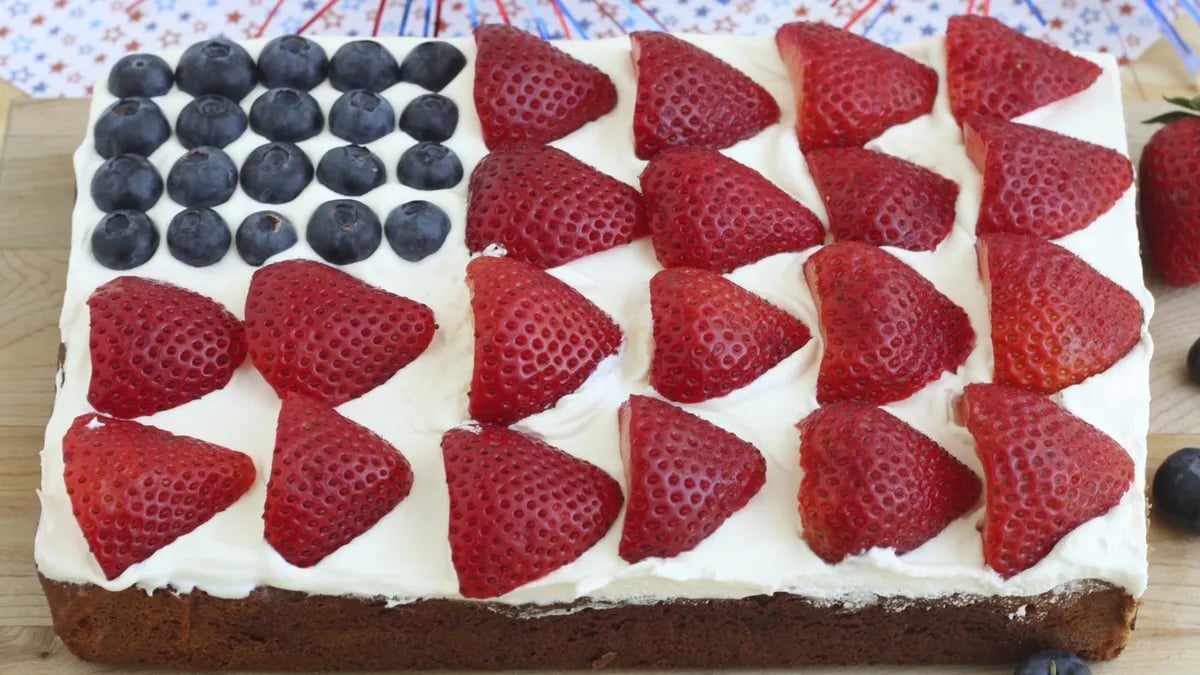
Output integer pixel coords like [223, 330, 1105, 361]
[244, 260, 437, 406]
[264, 394, 414, 568]
[88, 277, 247, 418]
[442, 425, 623, 598]
[474, 24, 617, 150]
[798, 402, 981, 564]
[62, 413, 256, 579]
[467, 145, 647, 268]
[1140, 96, 1200, 286]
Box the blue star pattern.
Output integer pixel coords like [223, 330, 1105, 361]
[0, 0, 1188, 97]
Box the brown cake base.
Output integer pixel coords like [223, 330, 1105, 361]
[40, 574, 1136, 670]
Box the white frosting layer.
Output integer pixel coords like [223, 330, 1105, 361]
[36, 34, 1152, 605]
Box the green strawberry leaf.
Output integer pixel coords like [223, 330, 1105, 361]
[1144, 111, 1200, 125]
[1144, 95, 1200, 125]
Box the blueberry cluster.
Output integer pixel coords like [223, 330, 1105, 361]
[90, 35, 467, 270]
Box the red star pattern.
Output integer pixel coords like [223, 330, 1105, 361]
[322, 10, 344, 30]
[0, 0, 1178, 99]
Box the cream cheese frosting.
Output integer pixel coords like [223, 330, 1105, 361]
[36, 33, 1152, 605]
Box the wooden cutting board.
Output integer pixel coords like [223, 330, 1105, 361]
[1, 98, 1198, 674]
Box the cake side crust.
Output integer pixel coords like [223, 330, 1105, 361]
[41, 575, 1136, 670]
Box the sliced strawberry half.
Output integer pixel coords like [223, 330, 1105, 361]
[803, 241, 974, 405]
[474, 24, 617, 149]
[946, 15, 1101, 125]
[978, 233, 1143, 394]
[442, 425, 623, 598]
[87, 276, 247, 418]
[62, 413, 256, 579]
[244, 260, 437, 406]
[641, 147, 824, 273]
[619, 395, 766, 563]
[965, 116, 1133, 239]
[649, 267, 810, 403]
[466, 145, 647, 269]
[776, 21, 937, 152]
[466, 255, 622, 426]
[264, 394, 414, 568]
[630, 31, 780, 160]
[806, 147, 958, 252]
[797, 402, 981, 564]
[958, 383, 1134, 579]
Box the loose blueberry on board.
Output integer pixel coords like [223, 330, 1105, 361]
[167, 208, 231, 266]
[399, 94, 458, 143]
[307, 199, 382, 264]
[316, 145, 387, 196]
[396, 142, 463, 190]
[328, 41, 401, 93]
[93, 98, 170, 159]
[91, 211, 159, 270]
[107, 54, 174, 98]
[175, 38, 258, 101]
[1153, 447, 1200, 534]
[166, 147, 239, 208]
[236, 211, 298, 266]
[241, 142, 314, 204]
[398, 41, 467, 92]
[385, 200, 450, 262]
[91, 154, 163, 212]
[1012, 650, 1091, 675]
[249, 88, 325, 142]
[176, 95, 248, 149]
[328, 89, 396, 144]
[1187, 337, 1200, 385]
[257, 35, 328, 90]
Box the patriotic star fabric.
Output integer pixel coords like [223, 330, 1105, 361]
[0, 0, 1192, 97]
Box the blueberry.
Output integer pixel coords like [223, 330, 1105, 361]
[1012, 650, 1090, 675]
[316, 145, 386, 196]
[257, 35, 328, 90]
[241, 142, 314, 204]
[398, 41, 467, 92]
[91, 154, 163, 212]
[1187, 337, 1200, 385]
[1153, 447, 1200, 534]
[328, 40, 401, 93]
[107, 54, 173, 98]
[385, 201, 450, 262]
[396, 142, 463, 190]
[167, 208, 231, 266]
[175, 38, 258, 101]
[176, 95, 248, 149]
[166, 147, 238, 208]
[91, 211, 159, 270]
[248, 88, 324, 142]
[93, 98, 170, 159]
[329, 89, 395, 144]
[236, 211, 298, 266]
[307, 200, 382, 265]
[399, 94, 458, 143]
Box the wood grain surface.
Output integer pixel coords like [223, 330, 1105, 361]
[2, 97, 1200, 674]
